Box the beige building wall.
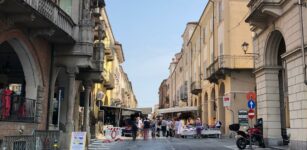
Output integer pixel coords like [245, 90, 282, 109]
[160, 0, 255, 136]
[188, 0, 255, 134]
[246, 1, 307, 148]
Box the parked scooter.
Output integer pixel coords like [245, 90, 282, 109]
[229, 119, 265, 149]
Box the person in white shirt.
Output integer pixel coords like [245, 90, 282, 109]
[137, 117, 143, 137]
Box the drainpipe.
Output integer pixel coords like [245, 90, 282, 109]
[299, 0, 307, 85]
[46, 44, 55, 130]
[209, 0, 215, 66]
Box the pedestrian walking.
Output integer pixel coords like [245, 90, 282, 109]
[161, 118, 167, 137]
[130, 114, 138, 141]
[166, 119, 173, 137]
[137, 117, 143, 137]
[175, 118, 182, 138]
[150, 118, 156, 139]
[156, 118, 162, 137]
[143, 118, 150, 140]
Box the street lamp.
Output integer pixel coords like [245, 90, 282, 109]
[241, 42, 259, 56]
[242, 42, 249, 54]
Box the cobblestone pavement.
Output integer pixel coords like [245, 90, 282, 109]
[89, 137, 278, 150]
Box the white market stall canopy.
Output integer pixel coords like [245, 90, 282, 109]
[157, 106, 198, 114]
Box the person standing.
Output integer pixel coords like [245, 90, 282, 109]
[137, 117, 143, 137]
[143, 118, 150, 140]
[215, 119, 222, 129]
[130, 115, 138, 141]
[150, 118, 156, 139]
[195, 118, 203, 138]
[161, 118, 167, 137]
[156, 118, 161, 137]
[166, 119, 173, 137]
[175, 118, 182, 138]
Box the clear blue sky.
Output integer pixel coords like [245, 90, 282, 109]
[106, 0, 208, 107]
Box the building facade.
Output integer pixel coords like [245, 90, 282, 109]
[159, 0, 255, 135]
[246, 0, 307, 149]
[0, 0, 136, 149]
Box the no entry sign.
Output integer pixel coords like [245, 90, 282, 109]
[248, 109, 255, 119]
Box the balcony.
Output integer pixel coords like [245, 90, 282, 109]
[103, 70, 115, 90]
[92, 43, 104, 71]
[0, 95, 37, 123]
[191, 81, 202, 95]
[0, 0, 76, 43]
[246, 0, 286, 32]
[206, 55, 254, 83]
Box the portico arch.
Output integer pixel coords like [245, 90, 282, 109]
[0, 30, 43, 100]
[0, 38, 42, 100]
[209, 87, 216, 125]
[261, 30, 289, 145]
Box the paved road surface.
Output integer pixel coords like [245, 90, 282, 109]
[89, 137, 275, 150]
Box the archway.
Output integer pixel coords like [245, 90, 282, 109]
[209, 88, 216, 125]
[218, 82, 226, 133]
[264, 30, 289, 144]
[0, 40, 41, 121]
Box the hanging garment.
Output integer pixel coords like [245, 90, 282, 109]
[2, 89, 12, 119]
[18, 102, 26, 118]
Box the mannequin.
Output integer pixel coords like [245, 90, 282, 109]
[2, 86, 12, 119]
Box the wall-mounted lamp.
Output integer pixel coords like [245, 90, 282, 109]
[241, 42, 259, 56]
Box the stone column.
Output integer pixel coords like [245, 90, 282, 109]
[217, 97, 225, 134]
[65, 67, 79, 133]
[255, 67, 282, 146]
[83, 80, 92, 141]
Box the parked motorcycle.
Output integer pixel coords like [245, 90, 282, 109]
[229, 121, 265, 149]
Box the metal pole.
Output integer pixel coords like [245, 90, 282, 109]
[249, 118, 253, 149]
[58, 89, 62, 128]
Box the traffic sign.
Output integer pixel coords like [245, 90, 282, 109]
[248, 109, 255, 119]
[247, 100, 256, 109]
[246, 92, 256, 101]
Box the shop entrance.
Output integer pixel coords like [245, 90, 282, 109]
[0, 41, 37, 122]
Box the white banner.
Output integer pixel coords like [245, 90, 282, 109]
[105, 127, 122, 140]
[223, 96, 231, 107]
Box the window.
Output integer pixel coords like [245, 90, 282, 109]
[219, 43, 224, 56]
[203, 27, 206, 44]
[210, 17, 213, 32]
[218, 1, 223, 23]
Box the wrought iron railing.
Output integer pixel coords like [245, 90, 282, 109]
[2, 135, 36, 150]
[2, 130, 60, 150]
[22, 0, 75, 36]
[0, 95, 37, 123]
[34, 130, 60, 150]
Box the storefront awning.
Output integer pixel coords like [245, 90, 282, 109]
[157, 106, 198, 114]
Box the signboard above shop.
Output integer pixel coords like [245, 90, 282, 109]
[223, 96, 230, 107]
